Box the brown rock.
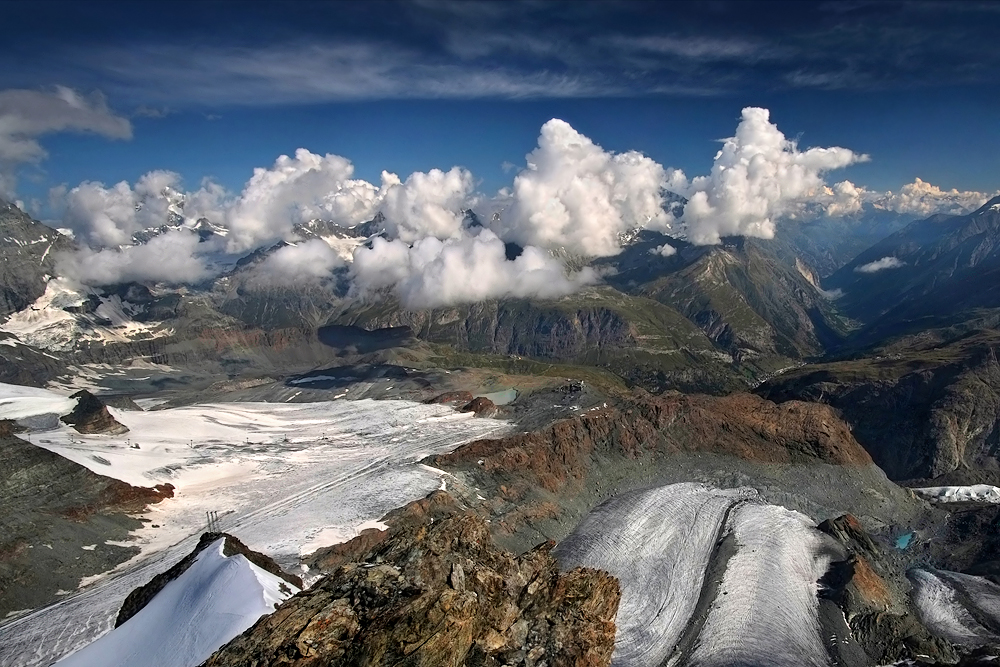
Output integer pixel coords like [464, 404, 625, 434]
[461, 396, 500, 418]
[432, 391, 872, 497]
[425, 391, 474, 406]
[202, 514, 620, 667]
[60, 390, 129, 435]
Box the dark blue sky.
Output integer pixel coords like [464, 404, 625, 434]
[3, 0, 999, 202]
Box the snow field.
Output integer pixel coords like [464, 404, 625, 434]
[56, 538, 298, 667]
[0, 387, 509, 667]
[912, 485, 1000, 504]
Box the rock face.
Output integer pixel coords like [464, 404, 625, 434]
[202, 514, 620, 667]
[433, 391, 872, 497]
[461, 396, 500, 418]
[60, 390, 130, 435]
[116, 532, 303, 628]
[0, 432, 173, 618]
[817, 514, 956, 665]
[0, 199, 74, 318]
[759, 330, 1000, 481]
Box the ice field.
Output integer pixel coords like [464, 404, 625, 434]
[555, 483, 839, 667]
[0, 383, 509, 666]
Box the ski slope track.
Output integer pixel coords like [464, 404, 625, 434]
[0, 386, 509, 667]
[555, 483, 841, 667]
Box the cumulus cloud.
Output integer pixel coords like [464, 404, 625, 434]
[670, 107, 868, 245]
[56, 230, 211, 286]
[0, 87, 131, 198]
[872, 178, 995, 216]
[60, 170, 182, 246]
[351, 229, 598, 309]
[855, 256, 905, 273]
[251, 239, 345, 286]
[223, 149, 391, 252]
[378, 167, 474, 242]
[497, 118, 672, 257]
[650, 242, 677, 257]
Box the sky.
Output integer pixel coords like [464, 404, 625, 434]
[1, 0, 999, 303]
[2, 0, 999, 203]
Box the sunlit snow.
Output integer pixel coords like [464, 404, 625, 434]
[55, 538, 298, 667]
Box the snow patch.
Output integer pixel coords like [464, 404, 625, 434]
[912, 484, 1000, 504]
[55, 538, 298, 667]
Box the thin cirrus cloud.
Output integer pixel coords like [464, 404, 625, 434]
[90, 43, 616, 106]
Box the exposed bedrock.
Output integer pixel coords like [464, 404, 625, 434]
[60, 390, 130, 435]
[202, 513, 620, 667]
[0, 432, 173, 619]
[757, 334, 1000, 482]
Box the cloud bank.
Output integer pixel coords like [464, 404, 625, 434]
[60, 170, 182, 246]
[56, 230, 211, 286]
[250, 239, 345, 286]
[47, 109, 996, 309]
[351, 230, 597, 309]
[855, 256, 905, 273]
[872, 178, 995, 217]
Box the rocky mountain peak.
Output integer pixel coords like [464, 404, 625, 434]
[201, 513, 620, 667]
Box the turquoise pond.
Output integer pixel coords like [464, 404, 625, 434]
[895, 532, 915, 549]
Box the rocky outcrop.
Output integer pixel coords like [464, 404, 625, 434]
[202, 514, 620, 667]
[116, 532, 303, 628]
[433, 391, 872, 497]
[426, 390, 475, 406]
[0, 200, 74, 318]
[461, 396, 500, 418]
[0, 433, 173, 618]
[758, 331, 1000, 481]
[817, 514, 956, 665]
[60, 390, 129, 435]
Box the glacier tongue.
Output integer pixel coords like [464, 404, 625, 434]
[555, 483, 839, 667]
[555, 483, 756, 667]
[687, 503, 834, 667]
[910, 568, 1000, 647]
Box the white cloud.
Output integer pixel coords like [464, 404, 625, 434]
[56, 230, 211, 285]
[855, 256, 905, 273]
[251, 239, 345, 286]
[650, 242, 677, 257]
[60, 171, 182, 246]
[0, 87, 131, 198]
[377, 167, 474, 242]
[498, 118, 672, 257]
[350, 229, 598, 309]
[670, 107, 868, 245]
[223, 149, 390, 252]
[871, 178, 995, 216]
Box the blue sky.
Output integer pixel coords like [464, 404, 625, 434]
[2, 0, 999, 206]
